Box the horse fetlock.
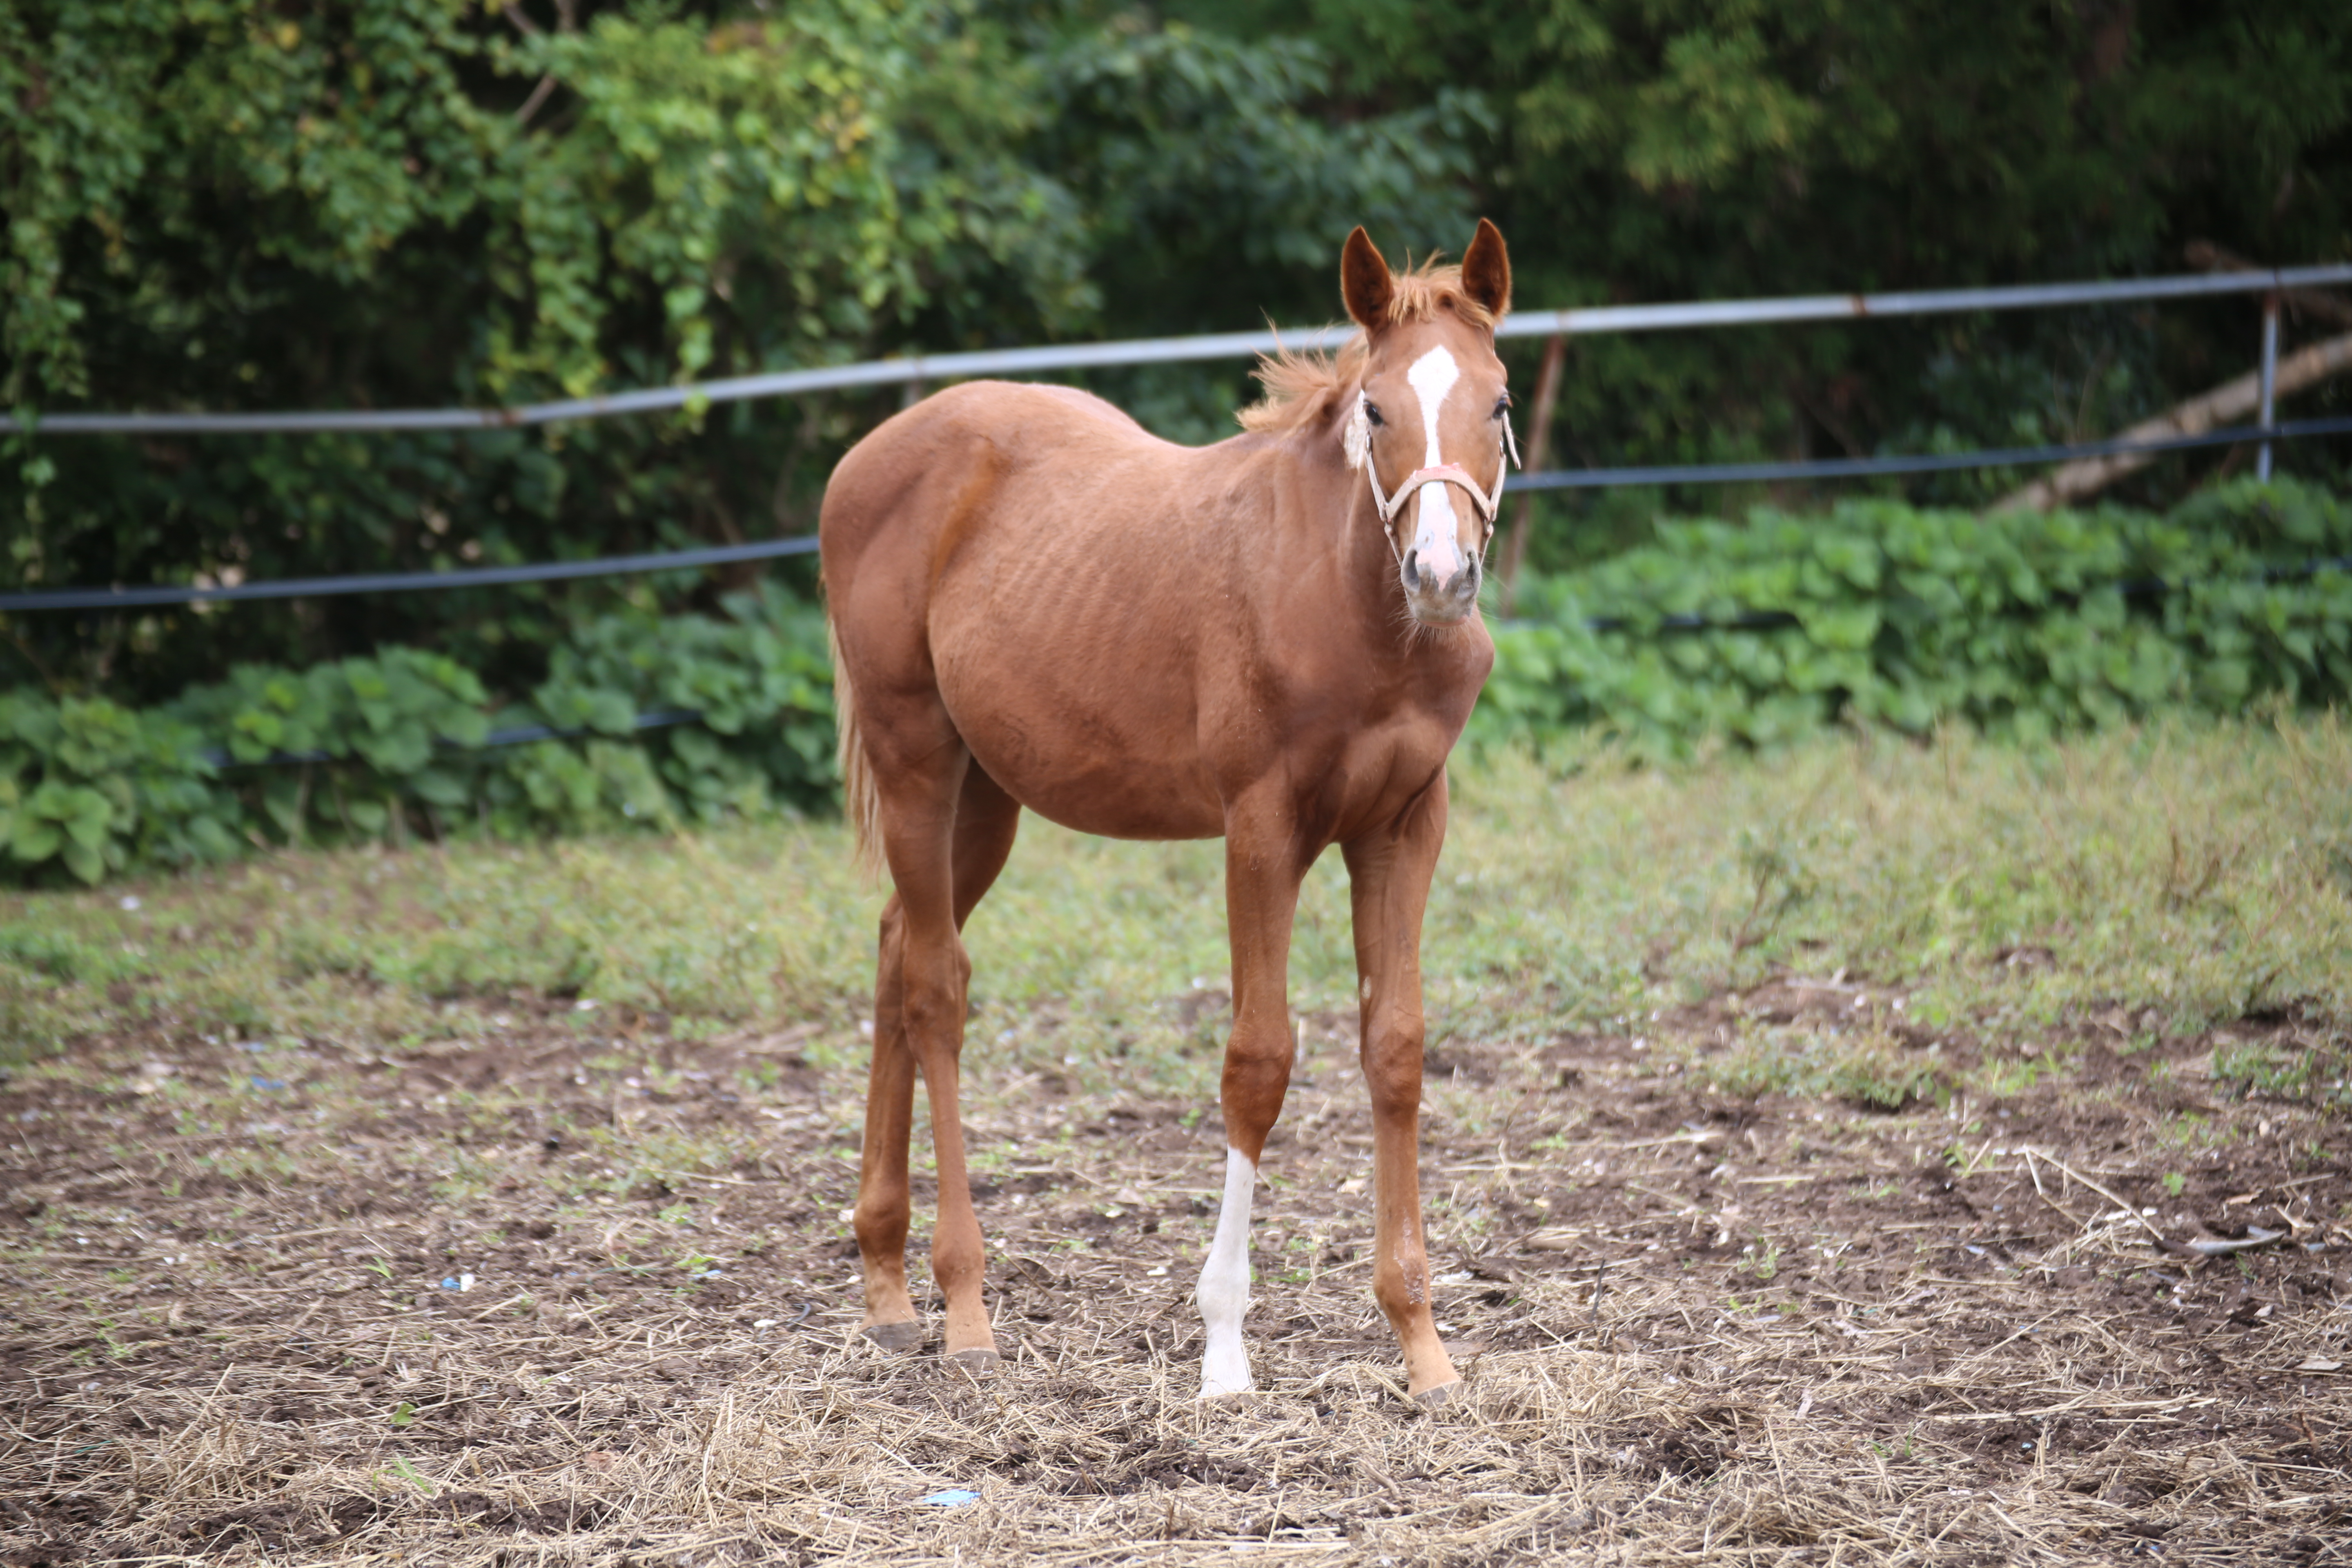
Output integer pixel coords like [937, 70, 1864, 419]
[1373, 1252, 1437, 1322]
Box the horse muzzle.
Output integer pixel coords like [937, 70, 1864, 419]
[1397, 475, 1485, 624]
[1400, 543, 1481, 624]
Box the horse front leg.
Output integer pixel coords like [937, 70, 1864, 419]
[1197, 806, 1307, 1397]
[1341, 774, 1461, 1403]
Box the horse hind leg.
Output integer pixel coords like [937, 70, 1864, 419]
[851, 751, 1021, 1365]
[853, 893, 922, 1348]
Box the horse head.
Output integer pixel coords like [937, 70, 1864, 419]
[1340, 219, 1515, 627]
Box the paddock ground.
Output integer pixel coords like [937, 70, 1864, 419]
[2, 728, 2348, 1565]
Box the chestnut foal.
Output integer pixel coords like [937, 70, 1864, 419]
[820, 222, 1514, 1403]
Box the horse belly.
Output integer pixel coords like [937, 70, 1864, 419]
[935, 637, 1223, 842]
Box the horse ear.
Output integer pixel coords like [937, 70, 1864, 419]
[1461, 218, 1512, 319]
[1341, 227, 1394, 330]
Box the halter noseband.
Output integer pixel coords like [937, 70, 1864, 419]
[1366, 461, 1505, 529]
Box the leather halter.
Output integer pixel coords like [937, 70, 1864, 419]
[1357, 391, 1523, 568]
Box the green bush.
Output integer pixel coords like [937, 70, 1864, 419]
[0, 692, 239, 882]
[1477, 479, 2352, 757]
[0, 588, 835, 885]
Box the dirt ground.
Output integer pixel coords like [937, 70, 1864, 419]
[2, 978, 2347, 1566]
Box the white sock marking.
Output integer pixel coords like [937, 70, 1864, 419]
[1405, 346, 1466, 588]
[1196, 1146, 1257, 1396]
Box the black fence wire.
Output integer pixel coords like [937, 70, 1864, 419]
[8, 416, 2349, 617]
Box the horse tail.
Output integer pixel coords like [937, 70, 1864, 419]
[827, 610, 884, 882]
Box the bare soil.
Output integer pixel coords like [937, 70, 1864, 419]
[2, 982, 2347, 1566]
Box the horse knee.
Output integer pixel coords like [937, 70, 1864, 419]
[1360, 1020, 1425, 1123]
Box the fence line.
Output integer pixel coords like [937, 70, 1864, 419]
[1504, 414, 2352, 492]
[18, 265, 2352, 438]
[8, 417, 2347, 615]
[0, 537, 822, 614]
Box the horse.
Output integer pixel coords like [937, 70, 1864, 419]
[819, 220, 1514, 1404]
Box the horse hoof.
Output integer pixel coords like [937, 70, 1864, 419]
[946, 1347, 1000, 1375]
[862, 1320, 923, 1351]
[1413, 1379, 1464, 1409]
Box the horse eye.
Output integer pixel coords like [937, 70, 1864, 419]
[1492, 396, 1511, 420]
[1363, 403, 1385, 428]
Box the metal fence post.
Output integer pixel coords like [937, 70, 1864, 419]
[2257, 294, 2279, 481]
[1499, 333, 1568, 615]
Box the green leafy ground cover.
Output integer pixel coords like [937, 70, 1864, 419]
[7, 717, 2346, 1091]
[1480, 478, 2352, 755]
[0, 588, 833, 885]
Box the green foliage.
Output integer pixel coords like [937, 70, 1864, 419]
[0, 691, 236, 883]
[488, 586, 838, 835]
[1, 0, 1076, 405]
[0, 592, 835, 886]
[1476, 479, 2352, 757]
[2, 1, 1474, 700]
[1695, 1032, 1944, 1111]
[1235, 0, 2352, 529]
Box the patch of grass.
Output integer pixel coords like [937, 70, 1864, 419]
[1975, 1048, 2072, 1100]
[2212, 1039, 2352, 1108]
[1690, 1030, 1945, 1112]
[2, 715, 2347, 1069]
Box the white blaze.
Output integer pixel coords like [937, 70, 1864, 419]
[1405, 346, 1465, 588]
[1197, 1146, 1257, 1396]
[1407, 345, 1458, 468]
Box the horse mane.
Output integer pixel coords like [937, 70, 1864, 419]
[1236, 258, 1499, 434]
